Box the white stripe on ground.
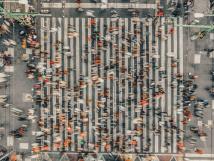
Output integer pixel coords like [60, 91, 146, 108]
[185, 153, 214, 157]
[173, 17, 178, 154]
[42, 3, 157, 9]
[160, 17, 166, 153]
[154, 18, 159, 153]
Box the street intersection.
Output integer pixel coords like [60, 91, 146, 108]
[38, 16, 184, 154]
[0, 0, 214, 160]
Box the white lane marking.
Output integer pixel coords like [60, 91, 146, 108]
[212, 100, 214, 109]
[160, 17, 166, 153]
[42, 3, 157, 9]
[185, 153, 214, 157]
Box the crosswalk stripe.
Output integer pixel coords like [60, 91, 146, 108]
[154, 18, 160, 153]
[141, 20, 147, 153]
[63, 17, 68, 151]
[167, 20, 172, 153]
[46, 17, 51, 151]
[178, 17, 184, 141]
[130, 18, 135, 152]
[124, 18, 129, 149]
[106, 17, 111, 151]
[185, 153, 214, 157]
[173, 18, 178, 154]
[136, 20, 141, 152]
[100, 17, 105, 152]
[118, 18, 123, 136]
[42, 3, 157, 9]
[160, 17, 166, 153]
[68, 17, 74, 152]
[148, 18, 153, 153]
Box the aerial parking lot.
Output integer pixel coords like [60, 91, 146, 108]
[0, 0, 213, 161]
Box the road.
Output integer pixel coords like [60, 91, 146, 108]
[37, 15, 184, 155]
[0, 23, 36, 154]
[1, 0, 214, 160]
[182, 0, 214, 157]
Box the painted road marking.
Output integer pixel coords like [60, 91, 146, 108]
[42, 3, 157, 9]
[19, 143, 29, 149]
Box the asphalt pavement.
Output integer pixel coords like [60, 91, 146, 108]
[182, 0, 214, 156]
[1, 0, 214, 160]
